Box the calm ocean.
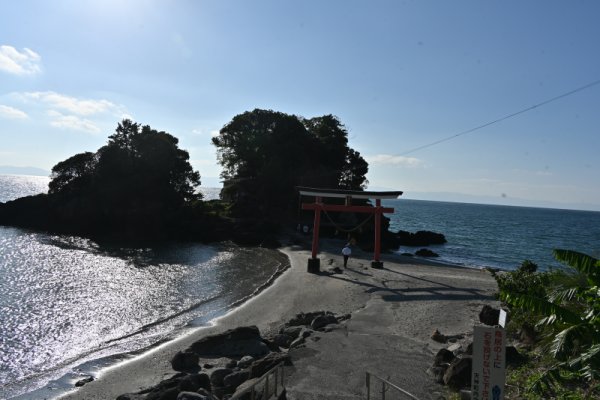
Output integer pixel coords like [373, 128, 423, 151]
[1, 175, 599, 398]
[0, 175, 286, 399]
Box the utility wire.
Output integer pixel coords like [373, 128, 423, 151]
[399, 78, 600, 156]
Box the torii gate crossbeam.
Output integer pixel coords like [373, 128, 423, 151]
[298, 187, 403, 272]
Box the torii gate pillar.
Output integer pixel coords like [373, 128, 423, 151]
[299, 187, 403, 273]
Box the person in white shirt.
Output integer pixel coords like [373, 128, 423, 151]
[342, 243, 351, 268]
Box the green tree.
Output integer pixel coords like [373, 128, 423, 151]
[212, 109, 369, 217]
[47, 119, 201, 237]
[49, 151, 97, 194]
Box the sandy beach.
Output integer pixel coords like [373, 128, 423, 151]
[58, 239, 499, 400]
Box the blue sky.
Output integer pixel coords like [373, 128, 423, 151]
[1, 0, 599, 210]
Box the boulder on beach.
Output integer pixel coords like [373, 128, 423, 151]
[397, 230, 447, 246]
[416, 248, 439, 257]
[188, 326, 269, 357]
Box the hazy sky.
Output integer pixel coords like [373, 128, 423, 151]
[1, 0, 599, 210]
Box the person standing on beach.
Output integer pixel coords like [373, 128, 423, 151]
[342, 243, 351, 268]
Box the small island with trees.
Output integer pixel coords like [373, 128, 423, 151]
[0, 109, 405, 250]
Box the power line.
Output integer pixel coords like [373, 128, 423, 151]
[398, 78, 600, 156]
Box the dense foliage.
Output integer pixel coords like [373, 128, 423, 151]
[212, 109, 369, 218]
[496, 250, 600, 397]
[0, 120, 207, 240]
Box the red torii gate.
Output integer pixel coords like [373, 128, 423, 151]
[298, 187, 403, 272]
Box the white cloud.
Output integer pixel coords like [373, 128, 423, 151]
[0, 45, 42, 75]
[47, 110, 101, 133]
[22, 91, 121, 116]
[367, 154, 423, 167]
[0, 104, 28, 119]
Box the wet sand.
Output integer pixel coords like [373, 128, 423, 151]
[58, 239, 498, 400]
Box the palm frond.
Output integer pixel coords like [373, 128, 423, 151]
[548, 286, 579, 304]
[527, 365, 564, 393]
[550, 323, 598, 359]
[553, 249, 600, 284]
[500, 291, 582, 325]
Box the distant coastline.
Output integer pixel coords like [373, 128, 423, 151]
[0, 166, 50, 176]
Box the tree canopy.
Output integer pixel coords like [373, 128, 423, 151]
[45, 119, 202, 237]
[212, 109, 369, 217]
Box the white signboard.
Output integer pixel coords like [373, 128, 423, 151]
[471, 325, 506, 400]
[498, 309, 507, 328]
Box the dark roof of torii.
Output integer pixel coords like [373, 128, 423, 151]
[297, 186, 403, 200]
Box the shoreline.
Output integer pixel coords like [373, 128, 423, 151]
[51, 238, 499, 400]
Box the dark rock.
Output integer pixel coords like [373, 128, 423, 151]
[506, 345, 525, 366]
[196, 388, 211, 398]
[171, 351, 200, 371]
[281, 326, 303, 339]
[443, 356, 472, 389]
[416, 248, 439, 257]
[289, 336, 305, 348]
[322, 324, 342, 332]
[311, 314, 338, 330]
[75, 375, 93, 387]
[189, 326, 268, 358]
[178, 373, 210, 392]
[397, 230, 447, 246]
[262, 337, 281, 353]
[287, 311, 327, 326]
[237, 355, 255, 369]
[479, 305, 500, 326]
[147, 387, 180, 400]
[203, 363, 213, 369]
[272, 334, 293, 348]
[210, 368, 233, 387]
[400, 252, 414, 257]
[433, 348, 455, 367]
[465, 341, 473, 355]
[299, 328, 312, 338]
[211, 385, 235, 399]
[429, 366, 447, 384]
[431, 329, 447, 343]
[336, 313, 351, 322]
[177, 392, 207, 400]
[223, 370, 250, 389]
[249, 352, 291, 378]
[225, 359, 238, 369]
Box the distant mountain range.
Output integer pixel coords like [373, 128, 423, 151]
[0, 166, 50, 176]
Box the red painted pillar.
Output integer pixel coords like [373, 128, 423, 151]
[373, 198, 383, 268]
[311, 196, 322, 258]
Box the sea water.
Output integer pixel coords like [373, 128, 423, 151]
[1, 176, 600, 398]
[385, 199, 600, 271]
[0, 175, 286, 399]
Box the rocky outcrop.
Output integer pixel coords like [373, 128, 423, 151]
[116, 312, 350, 400]
[171, 351, 200, 372]
[189, 326, 269, 358]
[397, 230, 447, 246]
[416, 248, 439, 257]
